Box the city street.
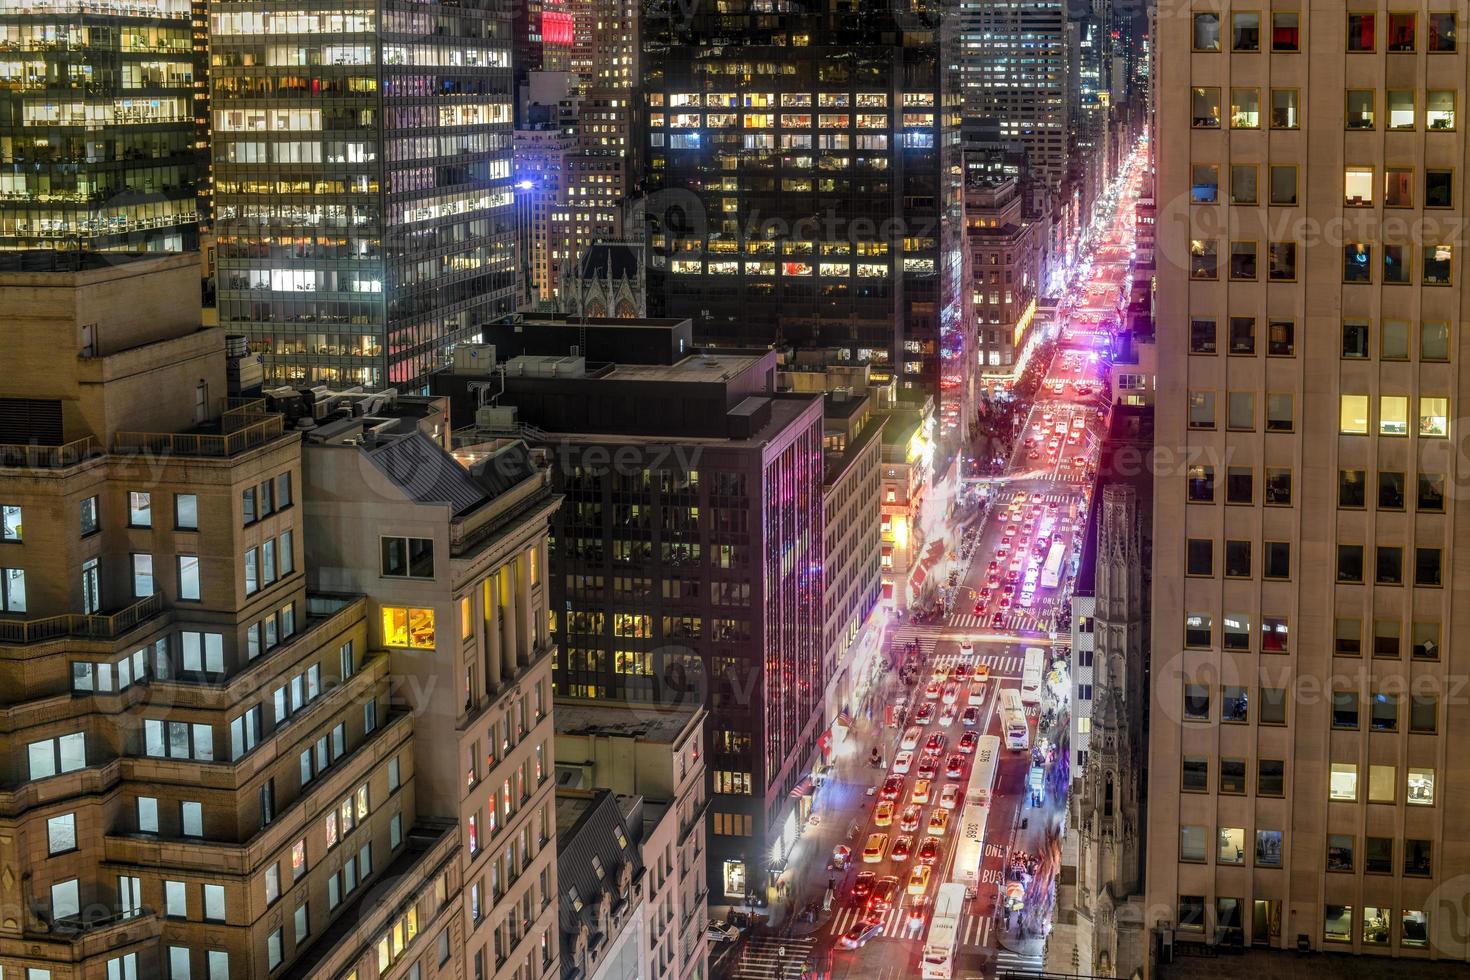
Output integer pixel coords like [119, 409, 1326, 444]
[713, 149, 1148, 980]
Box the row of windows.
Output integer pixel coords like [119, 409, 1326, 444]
[1189, 316, 1452, 361]
[1179, 897, 1428, 950]
[1191, 86, 1458, 131]
[1179, 755, 1437, 804]
[1188, 241, 1455, 286]
[1193, 164, 1455, 210]
[1192, 10, 1456, 55]
[1181, 683, 1439, 733]
[1182, 610, 1445, 661]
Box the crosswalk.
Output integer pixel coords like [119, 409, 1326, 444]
[948, 612, 1054, 635]
[826, 901, 923, 941]
[728, 935, 817, 979]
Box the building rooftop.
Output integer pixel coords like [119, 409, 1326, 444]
[554, 701, 699, 743]
[601, 353, 761, 383]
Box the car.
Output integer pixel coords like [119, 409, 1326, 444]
[976, 587, 991, 602]
[961, 706, 981, 727]
[998, 595, 1012, 609]
[1074, 456, 1088, 468]
[995, 547, 1009, 560]
[1005, 524, 1018, 536]
[891, 834, 915, 862]
[910, 778, 931, 804]
[881, 775, 905, 801]
[708, 921, 740, 943]
[1073, 416, 1086, 429]
[925, 732, 947, 752]
[906, 897, 930, 931]
[928, 809, 951, 836]
[917, 754, 939, 782]
[917, 836, 942, 865]
[874, 801, 894, 826]
[1032, 492, 1044, 502]
[959, 730, 980, 753]
[941, 681, 959, 705]
[991, 612, 1005, 627]
[1042, 412, 1054, 423]
[907, 864, 933, 896]
[899, 804, 922, 832]
[999, 534, 1010, 545]
[987, 559, 999, 572]
[871, 876, 901, 912]
[985, 574, 1000, 589]
[839, 918, 884, 949]
[1028, 449, 1042, 461]
[863, 833, 890, 863]
[973, 601, 986, 615]
[852, 870, 876, 901]
[914, 703, 935, 725]
[938, 703, 958, 727]
[893, 750, 913, 774]
[924, 681, 941, 701]
[945, 753, 966, 778]
[900, 725, 924, 751]
[939, 783, 961, 809]
[959, 642, 974, 659]
[1020, 591, 1035, 608]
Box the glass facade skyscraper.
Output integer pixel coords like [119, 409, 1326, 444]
[210, 0, 517, 390]
[0, 0, 204, 251]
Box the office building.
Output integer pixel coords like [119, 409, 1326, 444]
[964, 174, 1043, 389]
[0, 252, 457, 979]
[0, 0, 203, 251]
[298, 393, 563, 979]
[879, 405, 933, 606]
[432, 317, 826, 909]
[957, 0, 1068, 211]
[639, 0, 964, 412]
[210, 0, 517, 390]
[554, 789, 645, 979]
[1151, 4, 1468, 960]
[555, 703, 710, 980]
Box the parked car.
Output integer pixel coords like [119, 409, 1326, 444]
[707, 921, 740, 943]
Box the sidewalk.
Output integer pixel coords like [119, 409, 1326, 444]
[996, 701, 1070, 960]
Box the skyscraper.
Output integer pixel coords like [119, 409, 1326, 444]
[210, 0, 518, 390]
[639, 0, 964, 413]
[1151, 4, 1466, 959]
[0, 0, 204, 251]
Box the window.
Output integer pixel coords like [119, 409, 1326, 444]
[1330, 762, 1358, 800]
[1269, 165, 1298, 204]
[1258, 759, 1284, 796]
[1371, 692, 1399, 731]
[1225, 316, 1254, 354]
[1184, 612, 1211, 647]
[1230, 88, 1260, 128]
[1383, 168, 1414, 208]
[381, 537, 435, 578]
[1424, 244, 1453, 285]
[138, 796, 158, 832]
[1408, 767, 1435, 805]
[1344, 244, 1372, 282]
[1427, 90, 1456, 129]
[1259, 687, 1287, 726]
[1403, 910, 1428, 948]
[1227, 393, 1254, 431]
[165, 879, 188, 917]
[204, 884, 226, 922]
[1335, 617, 1362, 655]
[1365, 837, 1393, 874]
[1180, 825, 1206, 862]
[1263, 542, 1290, 580]
[1266, 393, 1293, 431]
[1191, 164, 1218, 203]
[1327, 835, 1355, 872]
[1183, 684, 1210, 721]
[1342, 319, 1369, 358]
[1191, 88, 1220, 128]
[1218, 827, 1246, 865]
[1268, 243, 1297, 281]
[1337, 544, 1364, 582]
[1345, 166, 1374, 206]
[1193, 12, 1221, 50]
[178, 555, 201, 601]
[1188, 392, 1215, 429]
[1261, 616, 1289, 653]
[1376, 545, 1403, 584]
[1187, 464, 1214, 502]
[1190, 318, 1216, 353]
[0, 504, 20, 542]
[129, 491, 151, 527]
[1230, 242, 1257, 280]
[80, 496, 99, 536]
[0, 566, 26, 612]
[1416, 548, 1443, 587]
[1406, 839, 1432, 875]
[1185, 539, 1213, 576]
[1413, 621, 1440, 660]
[1255, 830, 1283, 867]
[1347, 11, 1375, 51]
[47, 813, 76, 854]
[1373, 619, 1401, 658]
[244, 548, 258, 595]
[265, 864, 280, 905]
[1219, 758, 1246, 794]
[1223, 614, 1250, 650]
[1378, 471, 1405, 509]
[1366, 764, 1396, 804]
[129, 554, 153, 599]
[1232, 11, 1260, 50]
[1426, 169, 1454, 207]
[1224, 540, 1251, 577]
[268, 928, 283, 970]
[107, 953, 140, 980]
[1267, 319, 1294, 356]
[382, 607, 435, 649]
[1272, 11, 1299, 50]
[1339, 395, 1369, 433]
[1222, 687, 1248, 723]
[1421, 321, 1450, 361]
[243, 487, 256, 525]
[1429, 11, 1456, 51]
[1190, 239, 1217, 278]
[1338, 469, 1366, 507]
[1388, 89, 1416, 129]
[28, 733, 85, 778]
[294, 902, 309, 944]
[1230, 165, 1258, 205]
[1181, 755, 1208, 792]
[277, 473, 293, 508]
[1333, 692, 1360, 729]
[207, 952, 229, 980]
[175, 494, 198, 530]
[1270, 89, 1298, 128]
[1265, 467, 1292, 505]
[1345, 90, 1375, 129]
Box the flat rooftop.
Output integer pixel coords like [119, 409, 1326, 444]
[554, 701, 698, 743]
[602, 354, 761, 383]
[555, 793, 596, 839]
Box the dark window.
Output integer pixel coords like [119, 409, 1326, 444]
[1190, 318, 1217, 353]
[1428, 12, 1456, 51]
[1415, 548, 1443, 586]
[1272, 11, 1300, 50]
[1334, 618, 1361, 655]
[1229, 316, 1256, 354]
[1222, 687, 1248, 723]
[1342, 320, 1370, 357]
[1187, 465, 1215, 502]
[381, 537, 436, 579]
[1426, 169, 1453, 207]
[1184, 685, 1210, 721]
[1411, 694, 1437, 733]
[1267, 319, 1295, 355]
[1333, 692, 1360, 729]
[1220, 758, 1247, 794]
[1347, 12, 1376, 51]
[1327, 835, 1355, 872]
[1365, 837, 1393, 874]
[1387, 11, 1415, 51]
[1344, 244, 1373, 282]
[1418, 473, 1446, 511]
[1337, 544, 1364, 582]
[1378, 471, 1405, 509]
[1263, 542, 1290, 579]
[1338, 469, 1366, 507]
[1182, 756, 1208, 792]
[1226, 467, 1253, 503]
[1375, 546, 1403, 584]
[1259, 688, 1287, 725]
[1371, 693, 1399, 731]
[1186, 539, 1213, 576]
[1374, 620, 1401, 658]
[1405, 839, 1432, 876]
[1224, 540, 1251, 577]
[1258, 759, 1284, 796]
[1412, 622, 1440, 660]
[1265, 468, 1292, 505]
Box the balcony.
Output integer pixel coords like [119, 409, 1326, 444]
[26, 906, 162, 963]
[0, 593, 163, 645]
[0, 436, 98, 469]
[113, 411, 286, 458]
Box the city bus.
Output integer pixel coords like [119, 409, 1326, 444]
[1040, 540, 1067, 589]
[1020, 647, 1045, 704]
[949, 800, 990, 898]
[966, 736, 1001, 808]
[1000, 688, 1030, 751]
[921, 883, 968, 979]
